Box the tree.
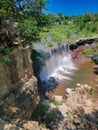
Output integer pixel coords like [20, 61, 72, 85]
[0, 0, 48, 44]
[46, 13, 55, 25]
[55, 13, 63, 24]
[83, 13, 91, 22]
[18, 18, 40, 43]
[0, 0, 10, 28]
[63, 15, 68, 24]
[0, 0, 48, 27]
[73, 15, 85, 30]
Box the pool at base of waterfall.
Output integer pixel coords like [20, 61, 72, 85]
[52, 61, 98, 98]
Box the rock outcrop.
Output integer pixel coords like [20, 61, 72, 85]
[0, 21, 26, 48]
[0, 47, 39, 128]
[69, 37, 98, 50]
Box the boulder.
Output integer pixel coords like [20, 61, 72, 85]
[92, 54, 98, 64]
[22, 121, 40, 130]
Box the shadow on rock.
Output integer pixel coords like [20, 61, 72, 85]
[94, 66, 98, 75]
[63, 107, 98, 130]
[40, 77, 59, 94]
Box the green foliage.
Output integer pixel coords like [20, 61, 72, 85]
[96, 50, 98, 53]
[46, 13, 55, 26]
[83, 13, 91, 22]
[40, 95, 46, 102]
[0, 0, 11, 26]
[50, 97, 62, 106]
[65, 111, 70, 116]
[0, 47, 11, 65]
[89, 87, 94, 95]
[45, 111, 55, 124]
[55, 13, 63, 24]
[39, 123, 46, 128]
[44, 13, 95, 42]
[66, 30, 71, 39]
[0, 57, 11, 66]
[48, 42, 53, 47]
[73, 15, 85, 30]
[32, 101, 56, 125]
[18, 19, 40, 42]
[81, 48, 93, 55]
[32, 102, 49, 120]
[92, 54, 98, 65]
[40, 13, 98, 44]
[3, 48, 11, 55]
[0, 0, 48, 46]
[30, 49, 44, 70]
[0, 0, 48, 23]
[0, 48, 11, 55]
[1, 0, 98, 51]
[32, 94, 55, 125]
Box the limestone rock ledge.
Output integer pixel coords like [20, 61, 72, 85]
[0, 47, 40, 128]
[0, 118, 42, 130]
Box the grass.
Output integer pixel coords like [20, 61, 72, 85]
[81, 48, 93, 55]
[40, 24, 97, 46]
[50, 97, 62, 106]
[48, 42, 54, 47]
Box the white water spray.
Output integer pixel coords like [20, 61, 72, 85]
[39, 44, 77, 82]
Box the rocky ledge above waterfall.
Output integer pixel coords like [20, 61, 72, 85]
[69, 37, 98, 50]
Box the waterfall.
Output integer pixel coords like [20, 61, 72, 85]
[39, 44, 77, 85]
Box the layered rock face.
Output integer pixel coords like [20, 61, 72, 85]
[0, 47, 39, 122]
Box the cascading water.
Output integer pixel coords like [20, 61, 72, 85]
[39, 44, 77, 90]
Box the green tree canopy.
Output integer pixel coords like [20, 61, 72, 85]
[0, 0, 48, 28]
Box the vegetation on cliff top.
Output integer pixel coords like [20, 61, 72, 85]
[0, 0, 98, 65]
[0, 1, 98, 48]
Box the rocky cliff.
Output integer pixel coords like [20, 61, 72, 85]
[0, 47, 39, 124]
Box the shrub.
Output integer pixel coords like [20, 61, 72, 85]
[18, 19, 40, 43]
[45, 111, 55, 124]
[40, 123, 46, 128]
[48, 42, 53, 47]
[50, 97, 62, 106]
[66, 30, 71, 39]
[81, 48, 93, 55]
[32, 102, 49, 120]
[92, 54, 98, 64]
[89, 87, 94, 95]
[0, 57, 11, 66]
[30, 49, 44, 70]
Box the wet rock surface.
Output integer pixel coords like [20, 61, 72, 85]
[0, 38, 98, 130]
[30, 83, 98, 130]
[48, 84, 98, 130]
[92, 54, 98, 65]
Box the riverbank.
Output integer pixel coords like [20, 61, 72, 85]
[32, 82, 98, 130]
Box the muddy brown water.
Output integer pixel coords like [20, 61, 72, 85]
[52, 61, 98, 98]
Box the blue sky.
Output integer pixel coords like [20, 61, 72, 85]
[44, 0, 98, 16]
